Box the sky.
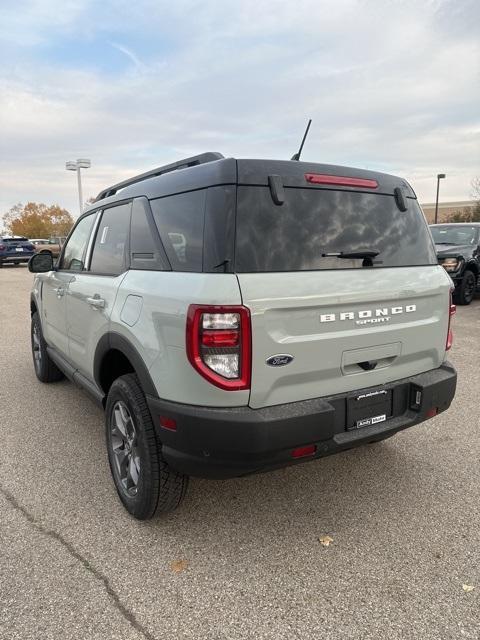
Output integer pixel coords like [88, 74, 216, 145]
[0, 0, 479, 226]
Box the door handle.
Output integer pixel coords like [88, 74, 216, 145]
[53, 287, 65, 297]
[86, 296, 105, 309]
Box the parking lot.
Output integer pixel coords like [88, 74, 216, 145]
[0, 264, 478, 640]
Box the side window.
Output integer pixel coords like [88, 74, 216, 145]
[130, 198, 170, 271]
[90, 203, 131, 276]
[150, 190, 206, 272]
[59, 213, 96, 271]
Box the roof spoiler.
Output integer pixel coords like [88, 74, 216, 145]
[94, 152, 225, 202]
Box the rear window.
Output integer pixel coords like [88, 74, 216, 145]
[235, 187, 437, 272]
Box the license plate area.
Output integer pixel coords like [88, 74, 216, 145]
[346, 388, 393, 431]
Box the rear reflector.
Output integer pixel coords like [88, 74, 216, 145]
[426, 408, 438, 418]
[160, 416, 177, 431]
[201, 330, 239, 347]
[446, 291, 456, 351]
[305, 173, 378, 189]
[291, 444, 317, 459]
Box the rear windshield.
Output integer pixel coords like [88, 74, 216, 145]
[235, 187, 437, 272]
[430, 225, 478, 246]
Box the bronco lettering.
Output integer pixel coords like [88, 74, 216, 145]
[320, 304, 417, 323]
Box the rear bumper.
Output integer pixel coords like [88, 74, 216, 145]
[147, 362, 457, 479]
[0, 254, 34, 263]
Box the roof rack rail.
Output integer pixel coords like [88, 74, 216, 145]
[94, 152, 225, 202]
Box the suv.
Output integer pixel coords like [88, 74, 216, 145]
[0, 237, 35, 266]
[29, 152, 457, 520]
[430, 223, 480, 305]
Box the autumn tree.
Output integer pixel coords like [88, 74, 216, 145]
[3, 202, 74, 238]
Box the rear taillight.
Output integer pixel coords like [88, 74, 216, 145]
[186, 305, 251, 390]
[26, 244, 34, 251]
[446, 290, 456, 351]
[0, 244, 5, 251]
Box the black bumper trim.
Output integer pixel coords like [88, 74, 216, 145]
[147, 362, 457, 479]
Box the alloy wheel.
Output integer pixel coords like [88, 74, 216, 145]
[32, 323, 42, 371]
[110, 401, 141, 496]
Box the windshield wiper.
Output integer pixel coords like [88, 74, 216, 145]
[322, 250, 380, 259]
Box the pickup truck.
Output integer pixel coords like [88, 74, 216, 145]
[430, 223, 480, 304]
[31, 237, 66, 259]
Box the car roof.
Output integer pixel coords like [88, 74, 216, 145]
[84, 152, 416, 214]
[430, 223, 480, 227]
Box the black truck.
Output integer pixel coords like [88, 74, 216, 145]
[430, 223, 480, 305]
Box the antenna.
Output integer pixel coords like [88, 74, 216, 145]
[291, 119, 312, 161]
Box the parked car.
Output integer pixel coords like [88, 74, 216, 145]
[30, 238, 49, 246]
[29, 152, 457, 519]
[31, 237, 66, 259]
[430, 223, 480, 305]
[0, 236, 36, 266]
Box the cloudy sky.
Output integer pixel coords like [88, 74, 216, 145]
[0, 0, 479, 223]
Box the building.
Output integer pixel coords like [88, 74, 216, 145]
[420, 200, 476, 224]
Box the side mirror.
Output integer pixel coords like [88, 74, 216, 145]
[29, 252, 54, 273]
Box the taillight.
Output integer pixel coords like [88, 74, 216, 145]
[0, 244, 5, 251]
[446, 289, 456, 351]
[186, 305, 251, 390]
[305, 173, 378, 189]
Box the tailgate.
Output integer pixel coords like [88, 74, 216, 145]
[237, 267, 451, 409]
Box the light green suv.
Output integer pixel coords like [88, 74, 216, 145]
[29, 153, 457, 519]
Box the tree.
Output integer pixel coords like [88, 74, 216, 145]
[446, 177, 480, 223]
[3, 202, 74, 238]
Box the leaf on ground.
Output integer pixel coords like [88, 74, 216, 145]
[319, 535, 334, 547]
[171, 559, 188, 573]
[462, 584, 475, 593]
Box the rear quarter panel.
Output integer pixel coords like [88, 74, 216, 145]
[111, 271, 248, 407]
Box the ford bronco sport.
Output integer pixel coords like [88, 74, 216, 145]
[29, 152, 457, 519]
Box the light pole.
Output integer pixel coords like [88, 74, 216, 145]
[66, 159, 91, 215]
[434, 173, 446, 224]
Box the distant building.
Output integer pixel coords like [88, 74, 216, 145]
[420, 200, 476, 224]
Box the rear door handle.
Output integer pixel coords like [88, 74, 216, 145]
[86, 296, 105, 309]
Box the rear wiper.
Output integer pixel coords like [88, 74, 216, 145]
[322, 250, 380, 259]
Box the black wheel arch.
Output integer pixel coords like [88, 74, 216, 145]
[94, 333, 158, 400]
[30, 295, 38, 316]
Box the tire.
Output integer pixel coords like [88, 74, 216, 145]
[31, 312, 65, 382]
[105, 374, 188, 519]
[454, 270, 476, 305]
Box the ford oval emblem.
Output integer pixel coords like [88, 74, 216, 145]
[266, 354, 294, 367]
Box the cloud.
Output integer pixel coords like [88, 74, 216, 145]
[108, 42, 145, 70]
[0, 0, 479, 221]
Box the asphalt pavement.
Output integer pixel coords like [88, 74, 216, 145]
[0, 265, 478, 640]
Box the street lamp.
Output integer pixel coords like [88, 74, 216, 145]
[434, 173, 446, 224]
[66, 158, 91, 215]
